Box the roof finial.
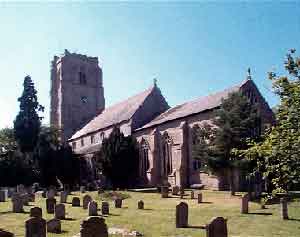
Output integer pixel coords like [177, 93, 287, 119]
[153, 77, 157, 87]
[247, 67, 252, 80]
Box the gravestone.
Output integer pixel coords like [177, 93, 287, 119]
[46, 198, 56, 214]
[55, 203, 66, 219]
[198, 193, 203, 203]
[17, 184, 25, 194]
[280, 197, 288, 220]
[12, 196, 24, 213]
[172, 186, 180, 195]
[30, 207, 42, 218]
[47, 219, 61, 233]
[176, 202, 188, 228]
[0, 229, 14, 237]
[0, 190, 8, 202]
[28, 193, 35, 202]
[161, 186, 169, 198]
[206, 217, 228, 237]
[191, 191, 195, 199]
[88, 201, 98, 216]
[72, 197, 81, 207]
[138, 200, 144, 209]
[25, 217, 46, 237]
[21, 194, 30, 206]
[101, 202, 109, 215]
[60, 191, 68, 203]
[80, 216, 108, 237]
[241, 194, 249, 214]
[47, 189, 56, 199]
[98, 187, 104, 195]
[179, 186, 185, 195]
[114, 198, 122, 208]
[83, 195, 93, 209]
[80, 186, 86, 193]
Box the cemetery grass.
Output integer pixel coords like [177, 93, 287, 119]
[0, 190, 300, 237]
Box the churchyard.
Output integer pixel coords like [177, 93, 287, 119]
[0, 188, 299, 237]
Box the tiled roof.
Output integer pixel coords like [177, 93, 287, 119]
[70, 86, 156, 140]
[139, 80, 249, 130]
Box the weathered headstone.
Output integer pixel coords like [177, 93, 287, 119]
[17, 184, 25, 194]
[30, 207, 42, 218]
[161, 186, 169, 198]
[46, 197, 56, 214]
[172, 186, 180, 195]
[138, 200, 144, 209]
[206, 217, 228, 237]
[72, 197, 81, 207]
[25, 217, 46, 237]
[83, 194, 92, 209]
[55, 203, 66, 219]
[47, 219, 61, 233]
[176, 202, 188, 228]
[241, 194, 249, 214]
[191, 191, 195, 199]
[80, 216, 108, 237]
[12, 196, 24, 213]
[280, 197, 288, 220]
[80, 186, 86, 193]
[88, 201, 98, 216]
[114, 198, 122, 208]
[0, 190, 8, 202]
[197, 193, 203, 203]
[179, 186, 185, 195]
[47, 189, 56, 199]
[60, 191, 68, 203]
[0, 229, 14, 237]
[101, 202, 109, 215]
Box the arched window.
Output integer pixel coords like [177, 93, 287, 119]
[162, 132, 172, 176]
[140, 138, 150, 177]
[100, 132, 105, 141]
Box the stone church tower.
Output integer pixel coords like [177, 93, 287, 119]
[50, 50, 105, 142]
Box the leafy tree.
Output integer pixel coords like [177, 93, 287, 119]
[14, 75, 44, 153]
[98, 126, 139, 189]
[209, 91, 260, 195]
[0, 128, 17, 155]
[242, 49, 300, 195]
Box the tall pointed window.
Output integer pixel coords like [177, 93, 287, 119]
[140, 138, 150, 177]
[162, 132, 172, 176]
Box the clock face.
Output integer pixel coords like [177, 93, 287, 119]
[81, 96, 88, 104]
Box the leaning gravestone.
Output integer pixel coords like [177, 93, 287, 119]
[12, 195, 24, 213]
[25, 217, 46, 237]
[55, 203, 66, 219]
[101, 202, 109, 215]
[30, 207, 42, 218]
[83, 194, 93, 209]
[241, 194, 249, 214]
[198, 193, 203, 203]
[0, 229, 14, 237]
[72, 197, 81, 207]
[206, 216, 228, 237]
[60, 191, 68, 203]
[115, 198, 122, 208]
[176, 202, 188, 228]
[47, 218, 61, 233]
[88, 201, 98, 216]
[138, 200, 144, 209]
[80, 216, 108, 237]
[281, 197, 288, 220]
[161, 186, 169, 198]
[0, 190, 8, 202]
[46, 198, 56, 214]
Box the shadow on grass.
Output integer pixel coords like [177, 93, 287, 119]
[0, 211, 12, 214]
[199, 202, 213, 204]
[141, 208, 153, 211]
[288, 218, 300, 222]
[187, 225, 206, 229]
[65, 217, 76, 221]
[60, 230, 69, 234]
[248, 212, 272, 216]
[107, 213, 120, 217]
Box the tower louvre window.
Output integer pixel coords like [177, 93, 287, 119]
[81, 138, 84, 147]
[91, 135, 95, 144]
[79, 71, 87, 85]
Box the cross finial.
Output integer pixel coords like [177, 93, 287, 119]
[247, 67, 251, 80]
[153, 77, 157, 87]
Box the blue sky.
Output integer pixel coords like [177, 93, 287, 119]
[0, 2, 299, 129]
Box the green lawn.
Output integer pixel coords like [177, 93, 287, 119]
[0, 190, 299, 237]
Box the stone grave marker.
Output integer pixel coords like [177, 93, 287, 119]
[80, 216, 108, 237]
[161, 186, 169, 198]
[60, 191, 68, 203]
[101, 202, 109, 215]
[114, 198, 122, 208]
[241, 194, 249, 214]
[47, 219, 61, 233]
[30, 207, 42, 218]
[83, 194, 92, 209]
[0, 190, 8, 202]
[25, 217, 46, 237]
[80, 186, 86, 193]
[172, 186, 180, 195]
[72, 197, 81, 207]
[12, 195, 24, 213]
[0, 229, 14, 237]
[88, 201, 98, 216]
[198, 193, 203, 203]
[47, 189, 56, 199]
[191, 190, 195, 199]
[176, 202, 188, 228]
[206, 216, 228, 237]
[138, 200, 144, 209]
[46, 197, 56, 214]
[281, 197, 288, 220]
[55, 203, 66, 219]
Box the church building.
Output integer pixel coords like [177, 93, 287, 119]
[50, 50, 274, 190]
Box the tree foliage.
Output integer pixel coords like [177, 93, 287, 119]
[98, 127, 139, 189]
[242, 49, 300, 194]
[14, 76, 44, 152]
